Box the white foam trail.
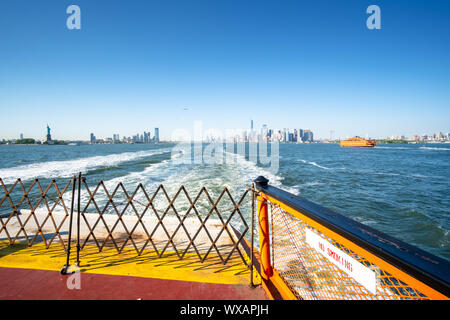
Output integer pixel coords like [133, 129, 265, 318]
[420, 146, 450, 151]
[299, 159, 330, 170]
[102, 150, 183, 190]
[304, 182, 324, 187]
[103, 150, 295, 194]
[0, 148, 171, 184]
[96, 148, 299, 218]
[295, 182, 324, 188]
[375, 146, 410, 150]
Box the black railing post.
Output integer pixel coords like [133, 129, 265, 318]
[254, 176, 269, 188]
[76, 172, 81, 267]
[61, 176, 77, 275]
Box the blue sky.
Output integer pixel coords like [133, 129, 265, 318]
[0, 0, 449, 140]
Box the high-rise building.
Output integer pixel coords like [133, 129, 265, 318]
[276, 130, 282, 142]
[298, 129, 304, 142]
[283, 128, 288, 142]
[288, 132, 294, 142]
[303, 129, 313, 142]
[262, 124, 267, 134]
[90, 133, 96, 143]
[20, 133, 23, 140]
[251, 120, 254, 131]
[261, 124, 268, 141]
[154, 128, 160, 143]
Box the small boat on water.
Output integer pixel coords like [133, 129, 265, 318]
[340, 137, 377, 148]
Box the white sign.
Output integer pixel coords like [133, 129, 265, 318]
[305, 228, 377, 294]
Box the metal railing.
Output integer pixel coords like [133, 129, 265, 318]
[0, 177, 73, 248]
[2, 173, 449, 299]
[0, 174, 252, 275]
[254, 176, 450, 300]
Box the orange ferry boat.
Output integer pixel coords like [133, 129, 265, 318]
[340, 136, 377, 148]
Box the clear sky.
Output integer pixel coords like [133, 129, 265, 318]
[0, 0, 449, 140]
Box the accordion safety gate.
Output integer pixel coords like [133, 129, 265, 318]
[1, 173, 449, 300]
[0, 173, 252, 276]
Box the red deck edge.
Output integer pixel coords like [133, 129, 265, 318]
[0, 267, 267, 300]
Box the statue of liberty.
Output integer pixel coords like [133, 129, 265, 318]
[46, 124, 52, 142]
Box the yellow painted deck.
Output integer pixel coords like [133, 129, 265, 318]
[0, 240, 267, 300]
[0, 240, 259, 286]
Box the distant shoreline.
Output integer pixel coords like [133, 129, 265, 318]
[0, 142, 170, 146]
[1, 141, 449, 146]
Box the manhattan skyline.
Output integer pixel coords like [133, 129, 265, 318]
[2, 122, 448, 145]
[1, 0, 449, 141]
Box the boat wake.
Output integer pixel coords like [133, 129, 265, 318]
[86, 149, 295, 229]
[0, 148, 171, 185]
[375, 146, 411, 150]
[299, 159, 330, 170]
[419, 146, 450, 151]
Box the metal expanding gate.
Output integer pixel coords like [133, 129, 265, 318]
[0, 174, 253, 274]
[1, 174, 449, 300]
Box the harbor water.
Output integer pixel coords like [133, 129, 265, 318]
[0, 142, 448, 260]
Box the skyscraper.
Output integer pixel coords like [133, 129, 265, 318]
[261, 124, 268, 141]
[251, 120, 253, 131]
[154, 128, 160, 143]
[298, 129, 304, 142]
[288, 132, 294, 142]
[303, 129, 313, 142]
[90, 133, 96, 143]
